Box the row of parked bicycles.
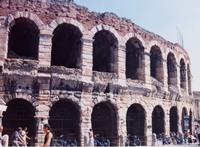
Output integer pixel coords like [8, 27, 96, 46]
[156, 132, 198, 145]
[53, 134, 142, 146]
[53, 134, 111, 147]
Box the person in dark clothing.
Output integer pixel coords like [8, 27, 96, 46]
[43, 124, 53, 147]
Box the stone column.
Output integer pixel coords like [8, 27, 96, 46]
[81, 37, 93, 81]
[0, 24, 8, 70]
[38, 31, 52, 67]
[164, 109, 170, 136]
[162, 59, 169, 92]
[34, 104, 50, 147]
[117, 43, 126, 85]
[79, 95, 93, 147]
[142, 49, 151, 86]
[118, 107, 127, 146]
[145, 107, 153, 146]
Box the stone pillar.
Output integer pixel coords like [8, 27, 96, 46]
[117, 44, 126, 85]
[162, 59, 169, 92]
[79, 89, 93, 147]
[118, 107, 127, 146]
[0, 25, 8, 70]
[164, 109, 170, 135]
[142, 49, 151, 86]
[146, 107, 153, 146]
[38, 31, 52, 67]
[81, 37, 93, 81]
[34, 104, 50, 147]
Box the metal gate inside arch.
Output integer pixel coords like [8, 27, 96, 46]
[49, 100, 80, 144]
[91, 102, 118, 146]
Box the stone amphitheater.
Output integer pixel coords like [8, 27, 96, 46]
[0, 0, 194, 146]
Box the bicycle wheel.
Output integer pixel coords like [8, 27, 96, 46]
[135, 139, 141, 146]
[70, 140, 77, 146]
[103, 139, 110, 147]
[54, 140, 63, 146]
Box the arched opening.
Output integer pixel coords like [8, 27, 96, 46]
[181, 107, 188, 133]
[8, 17, 39, 59]
[91, 102, 118, 146]
[126, 104, 146, 145]
[126, 37, 144, 80]
[93, 30, 118, 73]
[187, 64, 192, 95]
[180, 59, 186, 89]
[152, 106, 165, 135]
[167, 53, 177, 86]
[150, 45, 163, 82]
[49, 100, 80, 145]
[51, 23, 82, 68]
[2, 99, 36, 144]
[170, 106, 178, 133]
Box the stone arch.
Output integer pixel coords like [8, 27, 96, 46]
[180, 58, 186, 89]
[126, 103, 146, 145]
[8, 12, 44, 29]
[152, 105, 165, 135]
[90, 24, 119, 40]
[167, 52, 177, 86]
[49, 18, 85, 33]
[51, 22, 82, 68]
[150, 45, 163, 82]
[123, 33, 145, 47]
[7, 17, 40, 60]
[169, 106, 178, 133]
[91, 101, 118, 146]
[92, 29, 118, 73]
[49, 99, 81, 145]
[125, 37, 144, 80]
[2, 98, 36, 141]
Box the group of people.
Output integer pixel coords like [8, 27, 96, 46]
[0, 125, 30, 147]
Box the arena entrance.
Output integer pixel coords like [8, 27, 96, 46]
[126, 104, 145, 145]
[152, 105, 165, 135]
[170, 106, 178, 133]
[2, 99, 36, 142]
[49, 100, 80, 145]
[91, 102, 118, 146]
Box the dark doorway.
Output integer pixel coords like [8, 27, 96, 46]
[181, 107, 188, 133]
[51, 23, 82, 68]
[152, 106, 165, 135]
[126, 104, 145, 145]
[150, 46, 163, 82]
[49, 100, 80, 144]
[8, 17, 39, 59]
[180, 59, 186, 89]
[93, 30, 118, 73]
[91, 102, 118, 146]
[167, 52, 177, 86]
[2, 99, 36, 140]
[170, 106, 178, 133]
[126, 37, 144, 80]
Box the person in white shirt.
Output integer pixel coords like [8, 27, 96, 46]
[0, 125, 9, 147]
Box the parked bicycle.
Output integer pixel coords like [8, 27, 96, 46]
[54, 135, 77, 147]
[125, 134, 141, 146]
[94, 134, 110, 147]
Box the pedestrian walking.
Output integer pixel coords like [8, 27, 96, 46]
[88, 128, 94, 147]
[43, 124, 53, 147]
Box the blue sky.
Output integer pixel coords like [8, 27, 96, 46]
[75, 0, 200, 91]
